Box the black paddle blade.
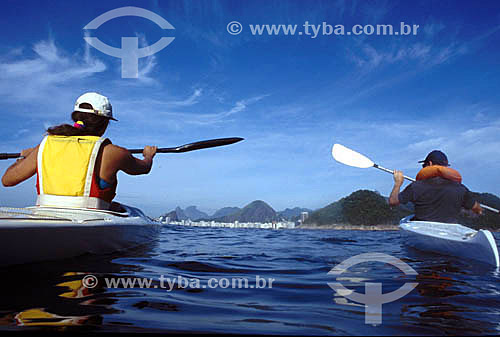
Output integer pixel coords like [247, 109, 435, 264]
[129, 137, 244, 154]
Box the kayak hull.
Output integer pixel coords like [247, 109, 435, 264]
[400, 216, 499, 267]
[0, 204, 161, 267]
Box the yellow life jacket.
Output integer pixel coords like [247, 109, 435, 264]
[36, 135, 115, 209]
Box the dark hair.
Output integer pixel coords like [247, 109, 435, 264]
[47, 103, 110, 136]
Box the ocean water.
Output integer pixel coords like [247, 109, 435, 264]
[0, 225, 499, 335]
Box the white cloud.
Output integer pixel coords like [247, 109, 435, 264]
[136, 33, 160, 85]
[408, 137, 446, 152]
[165, 94, 269, 125]
[347, 18, 472, 73]
[423, 22, 446, 37]
[224, 95, 267, 117]
[166, 89, 202, 107]
[349, 41, 462, 71]
[404, 122, 500, 167]
[0, 38, 106, 102]
[113, 91, 268, 128]
[119, 88, 203, 109]
[33, 40, 63, 64]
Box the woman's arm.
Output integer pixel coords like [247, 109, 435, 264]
[119, 145, 157, 175]
[1, 146, 39, 187]
[100, 144, 157, 180]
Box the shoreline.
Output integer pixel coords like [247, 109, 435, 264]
[297, 224, 400, 231]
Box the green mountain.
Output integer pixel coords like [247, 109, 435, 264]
[304, 190, 411, 226]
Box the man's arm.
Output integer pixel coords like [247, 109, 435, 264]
[462, 187, 483, 215]
[389, 170, 405, 206]
[471, 202, 483, 215]
[1, 146, 38, 187]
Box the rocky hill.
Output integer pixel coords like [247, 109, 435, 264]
[210, 207, 241, 219]
[183, 206, 209, 221]
[214, 200, 278, 223]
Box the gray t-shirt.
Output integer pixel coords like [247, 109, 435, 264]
[398, 177, 476, 223]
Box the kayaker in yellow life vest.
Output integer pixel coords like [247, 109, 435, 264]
[388, 150, 482, 223]
[1, 92, 157, 211]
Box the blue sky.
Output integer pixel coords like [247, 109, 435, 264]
[1, 0, 500, 216]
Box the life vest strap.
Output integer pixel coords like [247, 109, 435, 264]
[36, 194, 110, 210]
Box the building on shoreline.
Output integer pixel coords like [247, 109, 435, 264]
[160, 219, 296, 230]
[300, 211, 309, 223]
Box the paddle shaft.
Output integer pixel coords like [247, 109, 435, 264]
[374, 164, 499, 213]
[0, 137, 244, 160]
[373, 164, 416, 182]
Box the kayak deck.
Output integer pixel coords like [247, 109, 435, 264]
[0, 204, 161, 267]
[0, 206, 138, 224]
[400, 216, 499, 267]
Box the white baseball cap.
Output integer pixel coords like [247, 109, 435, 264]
[74, 92, 117, 121]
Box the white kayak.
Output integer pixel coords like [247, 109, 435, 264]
[0, 204, 161, 267]
[400, 216, 499, 267]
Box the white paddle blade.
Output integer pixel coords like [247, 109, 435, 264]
[332, 144, 375, 168]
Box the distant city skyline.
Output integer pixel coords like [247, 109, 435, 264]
[1, 0, 500, 216]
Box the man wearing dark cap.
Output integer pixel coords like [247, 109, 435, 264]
[389, 150, 482, 223]
[418, 150, 449, 167]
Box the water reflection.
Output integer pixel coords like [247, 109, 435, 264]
[0, 243, 158, 329]
[400, 246, 499, 334]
